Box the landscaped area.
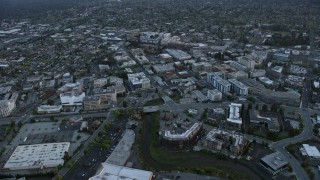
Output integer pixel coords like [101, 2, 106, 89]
[138, 111, 264, 180]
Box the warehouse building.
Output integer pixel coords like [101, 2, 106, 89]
[89, 162, 153, 180]
[4, 142, 70, 170]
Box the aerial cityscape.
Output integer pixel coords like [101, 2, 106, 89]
[1, 0, 320, 179]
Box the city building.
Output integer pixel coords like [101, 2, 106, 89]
[89, 163, 153, 180]
[290, 64, 307, 75]
[207, 89, 222, 102]
[249, 69, 266, 78]
[249, 110, 280, 132]
[192, 62, 212, 72]
[83, 96, 101, 110]
[60, 92, 85, 106]
[192, 90, 208, 102]
[228, 71, 248, 80]
[0, 100, 15, 117]
[152, 63, 175, 73]
[241, 79, 300, 106]
[285, 75, 305, 87]
[227, 103, 242, 125]
[237, 56, 256, 69]
[273, 53, 289, 63]
[260, 151, 288, 175]
[140, 32, 163, 44]
[207, 73, 231, 93]
[4, 142, 70, 170]
[161, 123, 203, 149]
[203, 128, 248, 155]
[165, 49, 192, 61]
[228, 79, 248, 96]
[37, 105, 62, 114]
[0, 92, 18, 117]
[300, 144, 320, 159]
[93, 88, 117, 103]
[127, 72, 151, 89]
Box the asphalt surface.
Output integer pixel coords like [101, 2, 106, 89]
[63, 119, 126, 180]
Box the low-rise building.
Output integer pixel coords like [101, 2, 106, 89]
[228, 79, 248, 96]
[192, 90, 208, 102]
[161, 123, 203, 149]
[260, 151, 288, 175]
[37, 105, 62, 114]
[285, 75, 305, 87]
[60, 92, 85, 106]
[203, 128, 248, 155]
[127, 72, 150, 90]
[227, 103, 242, 125]
[165, 49, 192, 61]
[249, 110, 280, 132]
[89, 163, 153, 180]
[4, 142, 70, 170]
[207, 89, 222, 102]
[83, 96, 101, 110]
[300, 144, 320, 159]
[207, 73, 231, 93]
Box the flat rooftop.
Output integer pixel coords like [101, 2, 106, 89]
[4, 142, 70, 170]
[89, 162, 153, 180]
[260, 151, 288, 171]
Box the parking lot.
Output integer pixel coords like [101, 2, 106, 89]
[63, 117, 128, 180]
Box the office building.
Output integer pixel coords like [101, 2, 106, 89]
[207, 73, 231, 93]
[207, 89, 222, 102]
[228, 79, 248, 96]
[227, 103, 242, 125]
[37, 105, 62, 114]
[127, 72, 151, 89]
[260, 151, 288, 175]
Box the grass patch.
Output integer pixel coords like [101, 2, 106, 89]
[140, 111, 251, 180]
[143, 98, 164, 106]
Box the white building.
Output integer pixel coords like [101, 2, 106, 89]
[127, 72, 151, 89]
[4, 142, 70, 170]
[163, 123, 202, 141]
[227, 103, 242, 125]
[0, 100, 15, 117]
[300, 144, 320, 159]
[207, 89, 222, 102]
[89, 163, 153, 180]
[60, 92, 85, 106]
[0, 92, 18, 117]
[37, 105, 62, 114]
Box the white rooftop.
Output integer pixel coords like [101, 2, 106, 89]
[227, 103, 242, 124]
[4, 142, 70, 170]
[164, 123, 201, 140]
[89, 162, 153, 180]
[302, 144, 320, 158]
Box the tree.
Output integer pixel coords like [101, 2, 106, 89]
[262, 104, 268, 111]
[47, 99, 54, 105]
[123, 101, 128, 108]
[10, 121, 15, 127]
[313, 128, 319, 135]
